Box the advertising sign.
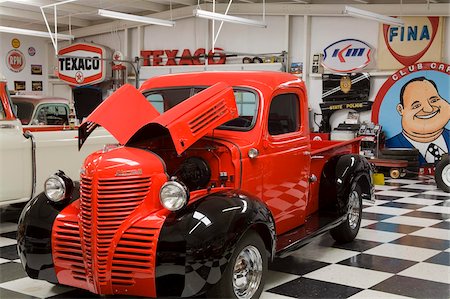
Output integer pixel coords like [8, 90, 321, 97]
[378, 17, 443, 70]
[6, 49, 25, 73]
[372, 62, 450, 164]
[322, 39, 372, 73]
[58, 43, 108, 86]
[140, 48, 226, 66]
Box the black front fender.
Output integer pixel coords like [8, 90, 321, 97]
[155, 190, 276, 297]
[17, 182, 80, 283]
[320, 154, 372, 214]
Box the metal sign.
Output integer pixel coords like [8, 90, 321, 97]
[58, 43, 107, 86]
[378, 17, 443, 70]
[322, 39, 371, 73]
[6, 49, 25, 73]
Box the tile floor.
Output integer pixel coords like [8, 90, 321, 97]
[0, 176, 449, 298]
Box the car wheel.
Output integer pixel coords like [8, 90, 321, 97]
[330, 184, 362, 243]
[207, 231, 267, 299]
[435, 155, 450, 193]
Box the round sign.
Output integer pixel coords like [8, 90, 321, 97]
[6, 49, 25, 73]
[28, 47, 36, 56]
[11, 38, 20, 49]
[112, 50, 123, 65]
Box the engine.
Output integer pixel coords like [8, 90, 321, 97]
[176, 157, 211, 190]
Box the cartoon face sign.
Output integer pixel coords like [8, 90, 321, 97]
[372, 62, 450, 164]
[397, 78, 450, 142]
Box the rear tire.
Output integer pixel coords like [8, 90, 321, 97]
[435, 155, 450, 193]
[330, 184, 362, 243]
[207, 231, 267, 299]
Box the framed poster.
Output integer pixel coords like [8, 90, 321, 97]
[14, 81, 26, 91]
[31, 64, 42, 75]
[32, 81, 43, 91]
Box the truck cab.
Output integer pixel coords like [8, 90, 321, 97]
[18, 71, 373, 299]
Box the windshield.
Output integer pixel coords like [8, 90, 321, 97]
[144, 87, 258, 130]
[12, 101, 34, 125]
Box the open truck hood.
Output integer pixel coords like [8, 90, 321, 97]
[79, 82, 237, 155]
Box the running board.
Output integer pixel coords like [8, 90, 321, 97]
[276, 213, 346, 258]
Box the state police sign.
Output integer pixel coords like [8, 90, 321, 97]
[322, 39, 372, 73]
[58, 43, 108, 86]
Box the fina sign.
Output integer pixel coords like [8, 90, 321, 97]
[378, 17, 443, 70]
[322, 39, 371, 73]
[58, 43, 107, 86]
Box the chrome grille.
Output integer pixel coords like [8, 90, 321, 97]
[79, 175, 151, 286]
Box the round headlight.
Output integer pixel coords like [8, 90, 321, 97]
[160, 181, 189, 211]
[45, 175, 66, 202]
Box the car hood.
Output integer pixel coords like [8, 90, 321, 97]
[79, 83, 237, 155]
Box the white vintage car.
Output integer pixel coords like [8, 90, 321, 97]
[0, 75, 116, 206]
[12, 95, 70, 126]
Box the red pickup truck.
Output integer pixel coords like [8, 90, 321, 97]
[18, 72, 373, 299]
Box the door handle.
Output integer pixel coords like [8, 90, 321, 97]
[0, 124, 16, 129]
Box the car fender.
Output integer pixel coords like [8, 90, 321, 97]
[155, 190, 276, 297]
[319, 154, 372, 214]
[16, 183, 80, 283]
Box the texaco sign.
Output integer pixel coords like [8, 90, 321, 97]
[58, 43, 107, 86]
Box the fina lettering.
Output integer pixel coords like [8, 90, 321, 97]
[59, 57, 100, 71]
[389, 25, 430, 42]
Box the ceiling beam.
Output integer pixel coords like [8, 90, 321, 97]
[68, 3, 450, 38]
[121, 1, 167, 12]
[0, 18, 49, 32]
[0, 6, 91, 27]
[3, 0, 96, 13]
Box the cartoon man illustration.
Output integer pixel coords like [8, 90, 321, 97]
[386, 77, 450, 164]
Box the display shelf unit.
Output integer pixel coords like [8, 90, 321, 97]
[138, 63, 284, 80]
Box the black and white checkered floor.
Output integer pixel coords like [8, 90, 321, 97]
[0, 177, 449, 298]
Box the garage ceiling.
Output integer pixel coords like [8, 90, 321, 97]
[0, 0, 449, 37]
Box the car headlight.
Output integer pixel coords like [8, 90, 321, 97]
[44, 171, 73, 203]
[160, 180, 189, 211]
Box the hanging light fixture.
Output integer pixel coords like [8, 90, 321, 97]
[344, 6, 404, 26]
[98, 9, 175, 27]
[193, 9, 267, 28]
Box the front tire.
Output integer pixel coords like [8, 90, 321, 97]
[208, 231, 267, 299]
[330, 184, 362, 243]
[435, 155, 450, 193]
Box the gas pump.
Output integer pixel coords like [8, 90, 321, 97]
[112, 64, 126, 91]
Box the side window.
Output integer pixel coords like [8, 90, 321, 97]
[34, 104, 69, 125]
[268, 93, 300, 135]
[147, 94, 164, 113]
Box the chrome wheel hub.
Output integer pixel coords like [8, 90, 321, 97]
[233, 245, 263, 299]
[348, 190, 360, 230]
[443, 164, 450, 187]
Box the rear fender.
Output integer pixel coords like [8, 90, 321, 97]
[319, 154, 372, 214]
[155, 190, 275, 297]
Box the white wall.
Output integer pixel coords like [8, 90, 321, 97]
[0, 33, 49, 94]
[4, 14, 447, 131]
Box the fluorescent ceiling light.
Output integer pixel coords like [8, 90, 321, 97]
[0, 26, 74, 40]
[98, 9, 175, 27]
[193, 9, 267, 28]
[344, 6, 404, 26]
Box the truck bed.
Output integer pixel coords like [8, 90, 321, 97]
[307, 136, 363, 216]
[310, 137, 362, 155]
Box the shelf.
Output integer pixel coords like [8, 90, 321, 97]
[309, 71, 395, 78]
